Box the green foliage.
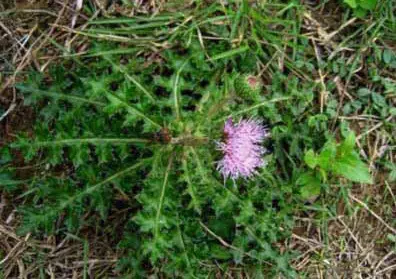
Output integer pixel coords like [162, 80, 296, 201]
[0, 147, 27, 192]
[343, 0, 377, 17]
[2, 0, 389, 277]
[300, 133, 372, 199]
[234, 74, 263, 102]
[9, 38, 300, 276]
[311, 134, 371, 185]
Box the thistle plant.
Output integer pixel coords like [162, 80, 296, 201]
[234, 74, 263, 101]
[12, 44, 296, 276]
[3, 2, 374, 278]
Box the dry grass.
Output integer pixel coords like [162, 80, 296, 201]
[290, 190, 396, 278]
[0, 218, 118, 278]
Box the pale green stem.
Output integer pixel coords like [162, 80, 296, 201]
[173, 61, 188, 121]
[154, 152, 174, 239]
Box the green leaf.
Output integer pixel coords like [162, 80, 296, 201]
[372, 92, 387, 107]
[210, 46, 249, 61]
[387, 234, 396, 243]
[0, 147, 12, 164]
[297, 172, 321, 199]
[318, 139, 337, 171]
[344, 0, 357, 8]
[357, 88, 371, 97]
[389, 170, 396, 182]
[383, 49, 393, 64]
[304, 149, 318, 169]
[209, 244, 232, 260]
[105, 58, 156, 102]
[359, 0, 377, 10]
[16, 85, 106, 107]
[339, 132, 356, 156]
[333, 153, 372, 184]
[353, 7, 368, 17]
[207, 214, 235, 240]
[106, 93, 161, 129]
[0, 173, 28, 191]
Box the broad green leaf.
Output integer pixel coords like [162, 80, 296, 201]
[359, 0, 377, 10]
[353, 7, 368, 17]
[297, 172, 321, 199]
[304, 149, 317, 169]
[372, 92, 387, 107]
[333, 153, 372, 184]
[383, 49, 393, 64]
[344, 0, 357, 8]
[339, 132, 356, 156]
[318, 139, 337, 170]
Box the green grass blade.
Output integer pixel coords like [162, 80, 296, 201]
[88, 14, 185, 25]
[209, 46, 249, 61]
[84, 48, 137, 57]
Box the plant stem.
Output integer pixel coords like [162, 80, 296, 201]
[154, 152, 174, 239]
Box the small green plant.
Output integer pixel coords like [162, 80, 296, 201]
[234, 73, 263, 102]
[343, 0, 377, 17]
[300, 132, 372, 199]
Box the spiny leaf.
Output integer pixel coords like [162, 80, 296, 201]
[14, 137, 151, 147]
[106, 93, 162, 129]
[16, 85, 106, 106]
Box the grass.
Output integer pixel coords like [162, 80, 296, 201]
[0, 0, 395, 278]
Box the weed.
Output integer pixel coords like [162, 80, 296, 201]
[1, 0, 395, 278]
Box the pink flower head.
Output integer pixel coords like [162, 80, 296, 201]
[217, 118, 269, 180]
